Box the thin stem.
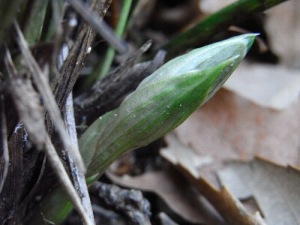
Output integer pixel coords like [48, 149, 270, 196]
[85, 0, 132, 87]
[98, 0, 133, 78]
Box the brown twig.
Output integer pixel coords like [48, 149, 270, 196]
[51, 0, 105, 109]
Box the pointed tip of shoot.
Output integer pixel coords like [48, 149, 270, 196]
[241, 33, 259, 51]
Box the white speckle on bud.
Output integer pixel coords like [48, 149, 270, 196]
[114, 114, 117, 117]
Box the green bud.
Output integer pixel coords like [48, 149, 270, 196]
[79, 34, 256, 178]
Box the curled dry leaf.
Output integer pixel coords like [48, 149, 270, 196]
[161, 133, 265, 225]
[218, 157, 300, 225]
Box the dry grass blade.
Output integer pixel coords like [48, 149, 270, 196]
[13, 21, 86, 174]
[0, 95, 9, 193]
[67, 0, 127, 53]
[7, 76, 47, 149]
[0, 48, 11, 193]
[44, 137, 93, 225]
[64, 93, 95, 224]
[12, 22, 94, 225]
[57, 6, 94, 220]
[4, 46, 47, 150]
[4, 63, 93, 225]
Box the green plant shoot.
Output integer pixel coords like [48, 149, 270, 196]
[80, 34, 257, 179]
[31, 34, 256, 225]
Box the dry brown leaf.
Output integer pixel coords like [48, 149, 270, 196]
[198, 0, 237, 14]
[161, 134, 265, 225]
[180, 166, 265, 225]
[224, 62, 300, 110]
[265, 0, 300, 68]
[218, 157, 300, 225]
[160, 133, 213, 178]
[175, 89, 300, 172]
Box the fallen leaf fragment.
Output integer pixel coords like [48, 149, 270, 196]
[265, 0, 300, 68]
[224, 62, 300, 110]
[175, 89, 300, 169]
[160, 135, 265, 225]
[182, 167, 264, 225]
[160, 133, 213, 178]
[218, 157, 300, 225]
[199, 0, 237, 14]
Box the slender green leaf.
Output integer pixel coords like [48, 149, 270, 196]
[163, 0, 287, 58]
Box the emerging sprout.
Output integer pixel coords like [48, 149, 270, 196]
[31, 34, 256, 225]
[79, 34, 257, 179]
